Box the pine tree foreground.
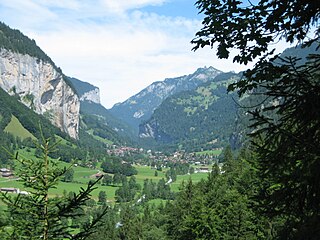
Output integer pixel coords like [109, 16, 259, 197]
[0, 132, 108, 240]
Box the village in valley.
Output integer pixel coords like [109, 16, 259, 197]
[106, 145, 223, 173]
[0, 145, 223, 196]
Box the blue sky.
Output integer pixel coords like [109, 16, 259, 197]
[0, 0, 289, 108]
[141, 0, 202, 19]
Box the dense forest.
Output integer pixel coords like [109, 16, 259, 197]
[83, 147, 282, 240]
[0, 22, 53, 66]
[80, 100, 136, 144]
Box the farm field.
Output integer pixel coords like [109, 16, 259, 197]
[0, 160, 211, 203]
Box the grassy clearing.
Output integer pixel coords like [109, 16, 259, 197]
[170, 172, 209, 192]
[0, 161, 210, 203]
[55, 135, 77, 148]
[147, 198, 168, 206]
[134, 165, 166, 185]
[86, 130, 113, 145]
[4, 115, 36, 140]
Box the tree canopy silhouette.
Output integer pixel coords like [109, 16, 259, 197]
[193, 0, 320, 238]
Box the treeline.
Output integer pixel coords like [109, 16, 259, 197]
[91, 146, 311, 240]
[104, 174, 174, 203]
[0, 22, 76, 95]
[81, 113, 125, 145]
[141, 79, 239, 151]
[142, 178, 174, 201]
[164, 148, 265, 239]
[101, 157, 138, 176]
[86, 147, 272, 240]
[115, 176, 141, 202]
[80, 100, 137, 144]
[0, 22, 55, 66]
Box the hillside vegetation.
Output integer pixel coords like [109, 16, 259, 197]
[4, 115, 36, 140]
[139, 72, 240, 151]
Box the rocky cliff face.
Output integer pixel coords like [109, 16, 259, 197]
[79, 88, 100, 104]
[67, 77, 100, 104]
[0, 48, 80, 138]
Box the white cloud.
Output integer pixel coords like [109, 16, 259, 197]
[100, 0, 166, 14]
[1, 0, 285, 108]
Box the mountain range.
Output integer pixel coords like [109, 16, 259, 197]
[138, 72, 240, 151]
[110, 66, 223, 133]
[0, 21, 317, 155]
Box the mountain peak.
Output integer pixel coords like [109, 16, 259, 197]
[67, 77, 101, 104]
[110, 66, 224, 132]
[196, 66, 218, 72]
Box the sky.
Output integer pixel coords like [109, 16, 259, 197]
[0, 0, 290, 108]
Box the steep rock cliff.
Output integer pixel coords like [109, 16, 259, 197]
[67, 77, 100, 104]
[79, 88, 100, 104]
[0, 48, 80, 138]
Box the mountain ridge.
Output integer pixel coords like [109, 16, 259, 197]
[110, 66, 223, 133]
[139, 72, 240, 151]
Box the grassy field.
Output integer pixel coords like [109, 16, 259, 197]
[170, 172, 209, 192]
[0, 160, 210, 203]
[4, 115, 36, 140]
[86, 129, 113, 145]
[55, 135, 77, 148]
[134, 165, 166, 184]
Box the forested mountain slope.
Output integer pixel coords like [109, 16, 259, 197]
[110, 66, 223, 133]
[69, 77, 136, 144]
[139, 72, 240, 151]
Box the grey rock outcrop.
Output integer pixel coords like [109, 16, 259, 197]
[0, 48, 80, 138]
[67, 77, 100, 104]
[79, 88, 100, 104]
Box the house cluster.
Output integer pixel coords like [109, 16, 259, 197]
[147, 150, 219, 166]
[107, 146, 142, 157]
[0, 168, 13, 178]
[106, 145, 222, 169]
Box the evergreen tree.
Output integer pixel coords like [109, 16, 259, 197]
[193, 0, 320, 237]
[118, 205, 143, 240]
[102, 174, 113, 186]
[98, 191, 107, 205]
[0, 134, 108, 240]
[112, 173, 122, 185]
[63, 168, 74, 182]
[86, 207, 120, 240]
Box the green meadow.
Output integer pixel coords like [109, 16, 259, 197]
[0, 160, 211, 203]
[86, 129, 113, 145]
[4, 115, 36, 140]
